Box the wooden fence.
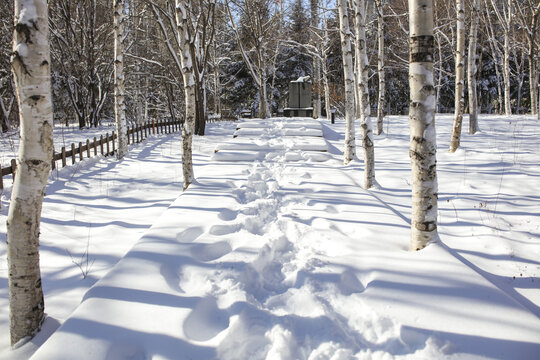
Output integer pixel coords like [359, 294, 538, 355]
[0, 119, 181, 190]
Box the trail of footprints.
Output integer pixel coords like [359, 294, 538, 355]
[168, 145, 377, 356]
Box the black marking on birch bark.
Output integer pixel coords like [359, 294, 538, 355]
[30, 95, 42, 102]
[422, 85, 435, 96]
[15, 23, 32, 43]
[11, 51, 30, 75]
[409, 35, 434, 63]
[415, 221, 437, 231]
[40, 60, 48, 66]
[409, 149, 425, 161]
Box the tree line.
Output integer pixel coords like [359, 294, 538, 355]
[2, 0, 539, 350]
[1, 0, 539, 135]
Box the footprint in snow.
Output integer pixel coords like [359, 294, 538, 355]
[338, 270, 365, 295]
[160, 263, 183, 293]
[183, 297, 230, 342]
[176, 227, 204, 243]
[190, 241, 232, 262]
[218, 208, 238, 221]
[210, 223, 241, 236]
[325, 204, 338, 214]
[105, 342, 146, 360]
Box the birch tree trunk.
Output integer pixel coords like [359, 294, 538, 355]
[311, 0, 321, 119]
[8, 0, 53, 346]
[449, 0, 466, 152]
[490, 0, 512, 115]
[375, 0, 386, 135]
[338, 0, 356, 164]
[408, 0, 439, 251]
[468, 0, 480, 134]
[114, 0, 128, 159]
[322, 49, 331, 122]
[176, 1, 195, 190]
[354, 0, 375, 188]
[502, 29, 511, 115]
[212, 43, 221, 115]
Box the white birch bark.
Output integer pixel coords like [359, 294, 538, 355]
[484, 8, 504, 114]
[224, 0, 270, 119]
[320, 8, 332, 122]
[435, 32, 443, 112]
[490, 0, 512, 115]
[311, 0, 321, 119]
[8, 0, 53, 346]
[0, 95, 15, 131]
[468, 0, 480, 134]
[515, 1, 540, 115]
[322, 50, 331, 122]
[354, 0, 375, 188]
[338, 0, 356, 164]
[114, 0, 128, 159]
[449, 0, 465, 152]
[176, 1, 195, 190]
[408, 0, 439, 250]
[375, 0, 386, 135]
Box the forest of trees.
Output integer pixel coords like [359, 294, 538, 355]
[2, 0, 540, 347]
[1, 0, 539, 134]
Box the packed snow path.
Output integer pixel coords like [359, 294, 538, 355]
[28, 118, 540, 359]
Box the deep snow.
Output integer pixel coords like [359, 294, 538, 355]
[0, 114, 539, 359]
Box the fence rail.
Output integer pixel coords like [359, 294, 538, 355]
[1, 119, 181, 190]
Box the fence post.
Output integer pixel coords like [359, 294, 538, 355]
[11, 159, 17, 183]
[106, 133, 110, 155]
[93, 137, 98, 156]
[0, 164, 3, 190]
[86, 139, 91, 158]
[71, 143, 76, 164]
[152, 119, 156, 134]
[61, 146, 66, 167]
[136, 125, 140, 143]
[100, 135, 104, 155]
[112, 131, 116, 154]
[131, 126, 135, 144]
[144, 122, 148, 138]
[160, 120, 164, 134]
[79, 142, 83, 161]
[51, 150, 56, 170]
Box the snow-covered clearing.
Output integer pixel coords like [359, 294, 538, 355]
[0, 115, 539, 359]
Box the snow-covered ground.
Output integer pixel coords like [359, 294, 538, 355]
[0, 114, 539, 359]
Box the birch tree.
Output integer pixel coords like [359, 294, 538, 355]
[310, 0, 321, 119]
[515, 0, 540, 115]
[408, 0, 439, 250]
[468, 0, 480, 134]
[1, 1, 17, 132]
[225, 0, 278, 119]
[176, 0, 196, 190]
[483, 7, 505, 114]
[114, 0, 128, 159]
[8, 0, 54, 346]
[338, 0, 356, 164]
[489, 0, 513, 115]
[374, 0, 386, 135]
[449, 0, 465, 152]
[353, 0, 375, 188]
